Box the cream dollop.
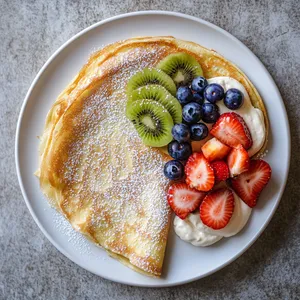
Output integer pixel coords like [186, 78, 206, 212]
[207, 77, 266, 157]
[174, 191, 252, 246]
[174, 213, 222, 246]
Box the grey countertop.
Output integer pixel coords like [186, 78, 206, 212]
[1, 0, 300, 299]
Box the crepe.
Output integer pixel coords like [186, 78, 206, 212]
[37, 36, 268, 277]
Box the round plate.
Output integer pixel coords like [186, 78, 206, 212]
[15, 11, 290, 287]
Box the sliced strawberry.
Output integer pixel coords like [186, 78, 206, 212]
[211, 160, 230, 184]
[230, 159, 272, 208]
[227, 144, 250, 177]
[200, 188, 235, 229]
[167, 183, 206, 219]
[210, 112, 253, 149]
[201, 137, 231, 162]
[185, 152, 215, 192]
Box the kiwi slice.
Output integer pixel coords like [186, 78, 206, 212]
[127, 99, 174, 147]
[126, 68, 177, 96]
[127, 85, 182, 124]
[157, 53, 203, 86]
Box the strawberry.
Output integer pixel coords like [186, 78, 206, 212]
[167, 183, 206, 219]
[185, 152, 215, 192]
[230, 159, 272, 208]
[200, 188, 235, 229]
[201, 137, 231, 162]
[210, 112, 253, 149]
[211, 160, 230, 184]
[227, 144, 250, 177]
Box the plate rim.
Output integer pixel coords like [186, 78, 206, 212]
[15, 10, 291, 287]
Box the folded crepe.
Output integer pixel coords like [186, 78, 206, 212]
[37, 36, 268, 277]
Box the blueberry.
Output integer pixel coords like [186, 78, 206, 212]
[190, 123, 209, 141]
[224, 88, 244, 110]
[182, 102, 203, 124]
[168, 141, 192, 160]
[172, 123, 191, 143]
[202, 103, 220, 123]
[176, 86, 193, 105]
[163, 160, 184, 180]
[192, 92, 204, 105]
[191, 76, 208, 94]
[204, 83, 224, 104]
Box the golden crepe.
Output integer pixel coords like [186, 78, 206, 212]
[37, 36, 268, 277]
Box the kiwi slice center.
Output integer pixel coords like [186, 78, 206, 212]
[173, 69, 186, 84]
[172, 68, 191, 86]
[137, 110, 162, 136]
[141, 115, 156, 130]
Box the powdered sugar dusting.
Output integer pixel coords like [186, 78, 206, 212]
[52, 210, 93, 255]
[51, 44, 172, 272]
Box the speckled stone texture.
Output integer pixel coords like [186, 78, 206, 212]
[1, 0, 299, 299]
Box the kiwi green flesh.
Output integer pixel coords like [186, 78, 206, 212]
[157, 53, 203, 86]
[127, 85, 182, 124]
[126, 68, 177, 96]
[127, 99, 174, 147]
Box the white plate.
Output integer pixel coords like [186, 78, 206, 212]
[15, 11, 290, 287]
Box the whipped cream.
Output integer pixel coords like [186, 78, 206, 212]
[207, 77, 266, 157]
[174, 190, 252, 246]
[174, 213, 222, 246]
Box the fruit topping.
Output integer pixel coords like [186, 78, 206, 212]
[185, 152, 215, 192]
[167, 183, 206, 219]
[230, 159, 271, 208]
[176, 86, 193, 105]
[211, 161, 230, 184]
[172, 123, 191, 143]
[126, 99, 173, 147]
[168, 141, 192, 161]
[190, 123, 208, 141]
[191, 76, 208, 94]
[157, 53, 203, 86]
[204, 83, 225, 104]
[227, 144, 250, 177]
[182, 102, 203, 124]
[224, 88, 244, 110]
[202, 103, 220, 123]
[201, 137, 231, 162]
[200, 188, 235, 229]
[163, 160, 185, 181]
[126, 68, 176, 96]
[210, 112, 253, 149]
[128, 85, 182, 124]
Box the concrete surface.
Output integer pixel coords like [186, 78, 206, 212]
[1, 0, 300, 299]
